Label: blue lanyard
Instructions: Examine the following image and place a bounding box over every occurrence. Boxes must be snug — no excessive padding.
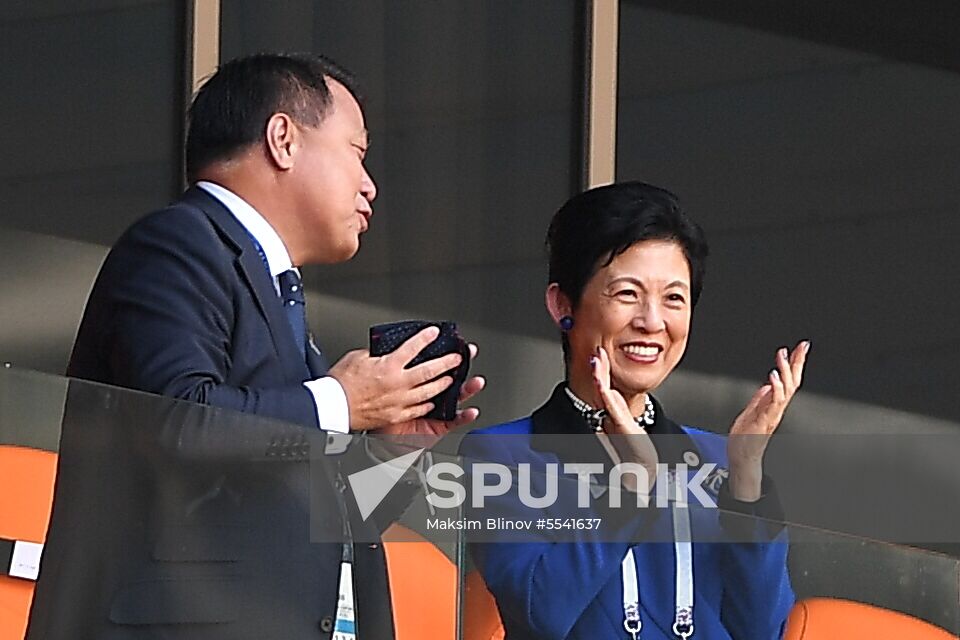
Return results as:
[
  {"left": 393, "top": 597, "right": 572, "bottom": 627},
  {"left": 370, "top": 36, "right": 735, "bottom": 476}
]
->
[{"left": 241, "top": 228, "right": 273, "bottom": 278}]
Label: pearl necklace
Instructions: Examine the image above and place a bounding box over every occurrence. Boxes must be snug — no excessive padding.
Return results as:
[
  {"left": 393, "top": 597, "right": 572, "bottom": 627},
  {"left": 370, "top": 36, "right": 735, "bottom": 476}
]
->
[{"left": 563, "top": 386, "right": 655, "bottom": 433}]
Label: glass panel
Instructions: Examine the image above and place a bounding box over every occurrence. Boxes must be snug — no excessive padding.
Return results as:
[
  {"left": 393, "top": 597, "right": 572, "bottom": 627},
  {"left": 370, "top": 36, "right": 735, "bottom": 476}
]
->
[
  {"left": 452, "top": 430, "right": 960, "bottom": 637},
  {"left": 0, "top": 366, "right": 468, "bottom": 638},
  {"left": 2, "top": 368, "right": 958, "bottom": 638},
  {"left": 788, "top": 531, "right": 960, "bottom": 634}
]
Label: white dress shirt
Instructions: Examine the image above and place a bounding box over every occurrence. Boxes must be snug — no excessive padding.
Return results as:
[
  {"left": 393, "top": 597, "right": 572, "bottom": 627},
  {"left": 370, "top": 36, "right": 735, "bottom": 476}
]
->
[{"left": 196, "top": 181, "right": 350, "bottom": 434}]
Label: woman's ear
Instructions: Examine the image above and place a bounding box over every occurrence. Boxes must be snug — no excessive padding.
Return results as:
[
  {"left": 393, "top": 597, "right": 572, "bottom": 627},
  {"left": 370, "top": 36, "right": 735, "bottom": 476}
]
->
[{"left": 545, "top": 283, "right": 572, "bottom": 326}]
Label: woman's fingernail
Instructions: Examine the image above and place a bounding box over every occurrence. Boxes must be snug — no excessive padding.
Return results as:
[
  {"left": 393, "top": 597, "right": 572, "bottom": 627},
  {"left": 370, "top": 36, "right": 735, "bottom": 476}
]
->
[
  {"left": 803, "top": 340, "right": 811, "bottom": 351},
  {"left": 779, "top": 347, "right": 788, "bottom": 359},
  {"left": 771, "top": 369, "right": 780, "bottom": 381},
  {"left": 590, "top": 356, "right": 598, "bottom": 368}
]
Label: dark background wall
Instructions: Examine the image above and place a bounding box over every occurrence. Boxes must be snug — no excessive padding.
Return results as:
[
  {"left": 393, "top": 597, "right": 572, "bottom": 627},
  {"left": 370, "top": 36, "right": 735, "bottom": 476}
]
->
[
  {"left": 617, "top": 3, "right": 960, "bottom": 424},
  {"left": 1, "top": 0, "right": 958, "bottom": 426}
]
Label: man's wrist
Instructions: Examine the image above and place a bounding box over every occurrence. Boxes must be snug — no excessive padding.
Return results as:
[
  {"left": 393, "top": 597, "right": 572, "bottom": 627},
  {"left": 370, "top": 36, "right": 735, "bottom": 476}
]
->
[{"left": 303, "top": 376, "right": 350, "bottom": 433}]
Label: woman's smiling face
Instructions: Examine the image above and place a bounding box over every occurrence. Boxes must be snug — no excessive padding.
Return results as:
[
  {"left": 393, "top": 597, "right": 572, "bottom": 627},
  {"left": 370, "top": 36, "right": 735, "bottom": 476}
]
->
[{"left": 561, "top": 239, "right": 692, "bottom": 408}]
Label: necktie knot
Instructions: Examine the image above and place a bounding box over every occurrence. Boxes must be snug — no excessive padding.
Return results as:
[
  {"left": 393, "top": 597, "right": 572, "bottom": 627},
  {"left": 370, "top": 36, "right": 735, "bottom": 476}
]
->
[{"left": 278, "top": 269, "right": 305, "bottom": 306}]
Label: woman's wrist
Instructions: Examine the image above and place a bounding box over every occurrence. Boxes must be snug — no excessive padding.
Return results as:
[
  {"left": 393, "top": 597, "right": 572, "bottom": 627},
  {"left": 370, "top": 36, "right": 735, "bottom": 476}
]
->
[{"left": 727, "top": 461, "right": 764, "bottom": 502}]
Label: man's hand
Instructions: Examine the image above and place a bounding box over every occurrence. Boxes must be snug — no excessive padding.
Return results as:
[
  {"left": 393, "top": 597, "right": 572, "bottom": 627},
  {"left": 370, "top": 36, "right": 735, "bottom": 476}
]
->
[
  {"left": 361, "top": 371, "right": 485, "bottom": 466},
  {"left": 376, "top": 371, "right": 485, "bottom": 437},
  {"left": 328, "top": 326, "right": 484, "bottom": 433}
]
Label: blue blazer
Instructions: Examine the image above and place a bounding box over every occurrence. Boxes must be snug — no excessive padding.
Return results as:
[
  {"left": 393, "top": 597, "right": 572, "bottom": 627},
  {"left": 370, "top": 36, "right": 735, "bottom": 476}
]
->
[
  {"left": 462, "top": 385, "right": 793, "bottom": 640},
  {"left": 29, "top": 187, "right": 395, "bottom": 639}
]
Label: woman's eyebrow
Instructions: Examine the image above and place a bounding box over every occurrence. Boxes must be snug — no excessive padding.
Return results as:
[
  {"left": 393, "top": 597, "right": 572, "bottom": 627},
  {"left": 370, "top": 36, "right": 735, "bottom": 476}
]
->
[{"left": 607, "top": 276, "right": 689, "bottom": 290}]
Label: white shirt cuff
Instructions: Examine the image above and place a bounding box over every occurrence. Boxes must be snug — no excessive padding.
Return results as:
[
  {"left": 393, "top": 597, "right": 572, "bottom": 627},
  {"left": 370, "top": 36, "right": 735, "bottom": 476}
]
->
[{"left": 303, "top": 377, "right": 350, "bottom": 433}]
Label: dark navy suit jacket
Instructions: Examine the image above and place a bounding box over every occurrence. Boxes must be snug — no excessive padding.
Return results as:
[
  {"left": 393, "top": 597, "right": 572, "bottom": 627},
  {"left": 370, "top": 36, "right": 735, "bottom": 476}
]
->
[
  {"left": 28, "top": 187, "right": 395, "bottom": 639},
  {"left": 67, "top": 186, "right": 328, "bottom": 427}
]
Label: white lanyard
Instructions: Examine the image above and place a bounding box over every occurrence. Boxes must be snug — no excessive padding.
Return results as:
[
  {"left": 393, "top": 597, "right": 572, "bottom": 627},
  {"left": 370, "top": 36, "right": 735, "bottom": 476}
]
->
[
  {"left": 621, "top": 471, "right": 694, "bottom": 639},
  {"left": 621, "top": 548, "right": 642, "bottom": 638},
  {"left": 333, "top": 561, "right": 358, "bottom": 640},
  {"left": 333, "top": 472, "right": 358, "bottom": 640}
]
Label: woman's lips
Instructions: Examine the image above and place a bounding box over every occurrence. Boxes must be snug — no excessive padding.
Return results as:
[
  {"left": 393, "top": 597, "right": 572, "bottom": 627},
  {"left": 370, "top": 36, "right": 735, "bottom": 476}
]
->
[{"left": 619, "top": 343, "right": 662, "bottom": 364}]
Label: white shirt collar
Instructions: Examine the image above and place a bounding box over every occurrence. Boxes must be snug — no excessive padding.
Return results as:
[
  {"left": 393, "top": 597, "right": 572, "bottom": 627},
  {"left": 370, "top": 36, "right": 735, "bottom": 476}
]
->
[{"left": 196, "top": 181, "right": 293, "bottom": 278}]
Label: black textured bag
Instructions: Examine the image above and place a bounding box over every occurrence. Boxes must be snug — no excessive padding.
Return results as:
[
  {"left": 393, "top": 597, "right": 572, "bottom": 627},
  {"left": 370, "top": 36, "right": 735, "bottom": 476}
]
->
[{"left": 368, "top": 320, "right": 470, "bottom": 421}]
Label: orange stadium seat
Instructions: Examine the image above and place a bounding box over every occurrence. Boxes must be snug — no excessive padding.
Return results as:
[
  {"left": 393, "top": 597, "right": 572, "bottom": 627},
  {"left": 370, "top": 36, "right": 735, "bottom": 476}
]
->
[
  {"left": 382, "top": 524, "right": 458, "bottom": 640},
  {"left": 0, "top": 446, "right": 58, "bottom": 640},
  {"left": 463, "top": 569, "right": 505, "bottom": 640},
  {"left": 784, "top": 597, "right": 956, "bottom": 640}
]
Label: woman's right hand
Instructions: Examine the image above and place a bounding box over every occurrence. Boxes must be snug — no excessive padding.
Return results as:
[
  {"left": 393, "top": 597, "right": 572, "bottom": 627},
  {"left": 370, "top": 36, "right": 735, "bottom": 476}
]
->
[
  {"left": 592, "top": 346, "right": 659, "bottom": 492},
  {"left": 727, "top": 340, "right": 809, "bottom": 501}
]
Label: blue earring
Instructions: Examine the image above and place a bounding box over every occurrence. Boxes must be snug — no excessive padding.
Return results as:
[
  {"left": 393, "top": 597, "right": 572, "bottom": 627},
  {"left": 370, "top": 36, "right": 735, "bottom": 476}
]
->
[{"left": 559, "top": 316, "right": 574, "bottom": 331}]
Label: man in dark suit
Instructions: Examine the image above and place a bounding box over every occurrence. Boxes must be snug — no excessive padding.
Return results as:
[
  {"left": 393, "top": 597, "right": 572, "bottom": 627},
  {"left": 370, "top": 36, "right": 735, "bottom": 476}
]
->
[{"left": 28, "top": 52, "right": 483, "bottom": 639}]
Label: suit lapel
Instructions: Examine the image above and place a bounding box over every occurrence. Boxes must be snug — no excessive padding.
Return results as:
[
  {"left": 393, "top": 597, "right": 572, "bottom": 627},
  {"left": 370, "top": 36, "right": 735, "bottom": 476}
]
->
[
  {"left": 181, "top": 187, "right": 310, "bottom": 383},
  {"left": 236, "top": 248, "right": 311, "bottom": 381}
]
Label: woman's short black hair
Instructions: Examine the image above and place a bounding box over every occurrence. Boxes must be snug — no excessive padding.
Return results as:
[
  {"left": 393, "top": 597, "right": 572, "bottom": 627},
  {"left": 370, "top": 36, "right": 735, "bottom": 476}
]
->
[{"left": 547, "top": 181, "right": 709, "bottom": 308}]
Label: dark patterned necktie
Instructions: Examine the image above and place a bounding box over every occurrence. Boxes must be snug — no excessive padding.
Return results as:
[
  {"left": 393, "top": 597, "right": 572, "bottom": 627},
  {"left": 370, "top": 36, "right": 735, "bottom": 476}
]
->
[{"left": 277, "top": 269, "right": 307, "bottom": 359}]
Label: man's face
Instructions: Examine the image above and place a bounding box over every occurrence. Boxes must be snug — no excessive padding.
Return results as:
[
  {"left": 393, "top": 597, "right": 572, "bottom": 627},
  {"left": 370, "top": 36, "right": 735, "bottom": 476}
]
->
[{"left": 289, "top": 79, "right": 377, "bottom": 264}]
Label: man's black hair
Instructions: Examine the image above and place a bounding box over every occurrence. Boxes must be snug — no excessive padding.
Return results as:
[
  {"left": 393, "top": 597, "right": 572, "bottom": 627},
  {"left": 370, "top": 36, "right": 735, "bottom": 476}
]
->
[{"left": 185, "top": 52, "right": 360, "bottom": 181}]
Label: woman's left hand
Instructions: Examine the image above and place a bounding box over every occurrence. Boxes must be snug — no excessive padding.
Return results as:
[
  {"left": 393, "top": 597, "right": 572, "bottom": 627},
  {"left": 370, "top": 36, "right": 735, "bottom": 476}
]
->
[
  {"left": 726, "top": 340, "right": 809, "bottom": 500},
  {"left": 592, "top": 346, "right": 659, "bottom": 493}
]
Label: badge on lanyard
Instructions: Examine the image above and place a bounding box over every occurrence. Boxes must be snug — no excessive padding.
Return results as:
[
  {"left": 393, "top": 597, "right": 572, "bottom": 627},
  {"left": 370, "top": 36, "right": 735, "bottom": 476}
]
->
[{"left": 333, "top": 561, "right": 357, "bottom": 640}]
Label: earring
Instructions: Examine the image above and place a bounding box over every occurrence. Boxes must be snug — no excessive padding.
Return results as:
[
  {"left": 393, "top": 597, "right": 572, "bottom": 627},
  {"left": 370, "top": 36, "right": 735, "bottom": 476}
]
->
[{"left": 559, "top": 316, "right": 574, "bottom": 331}]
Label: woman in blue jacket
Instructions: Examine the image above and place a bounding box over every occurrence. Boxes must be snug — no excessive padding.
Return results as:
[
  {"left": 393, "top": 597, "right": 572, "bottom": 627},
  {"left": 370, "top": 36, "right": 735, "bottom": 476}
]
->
[{"left": 464, "top": 182, "right": 809, "bottom": 639}]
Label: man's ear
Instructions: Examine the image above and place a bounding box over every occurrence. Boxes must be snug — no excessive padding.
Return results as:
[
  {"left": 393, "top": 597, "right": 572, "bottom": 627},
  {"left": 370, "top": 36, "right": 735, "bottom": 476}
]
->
[
  {"left": 265, "top": 113, "right": 297, "bottom": 170},
  {"left": 545, "top": 283, "right": 572, "bottom": 327}
]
